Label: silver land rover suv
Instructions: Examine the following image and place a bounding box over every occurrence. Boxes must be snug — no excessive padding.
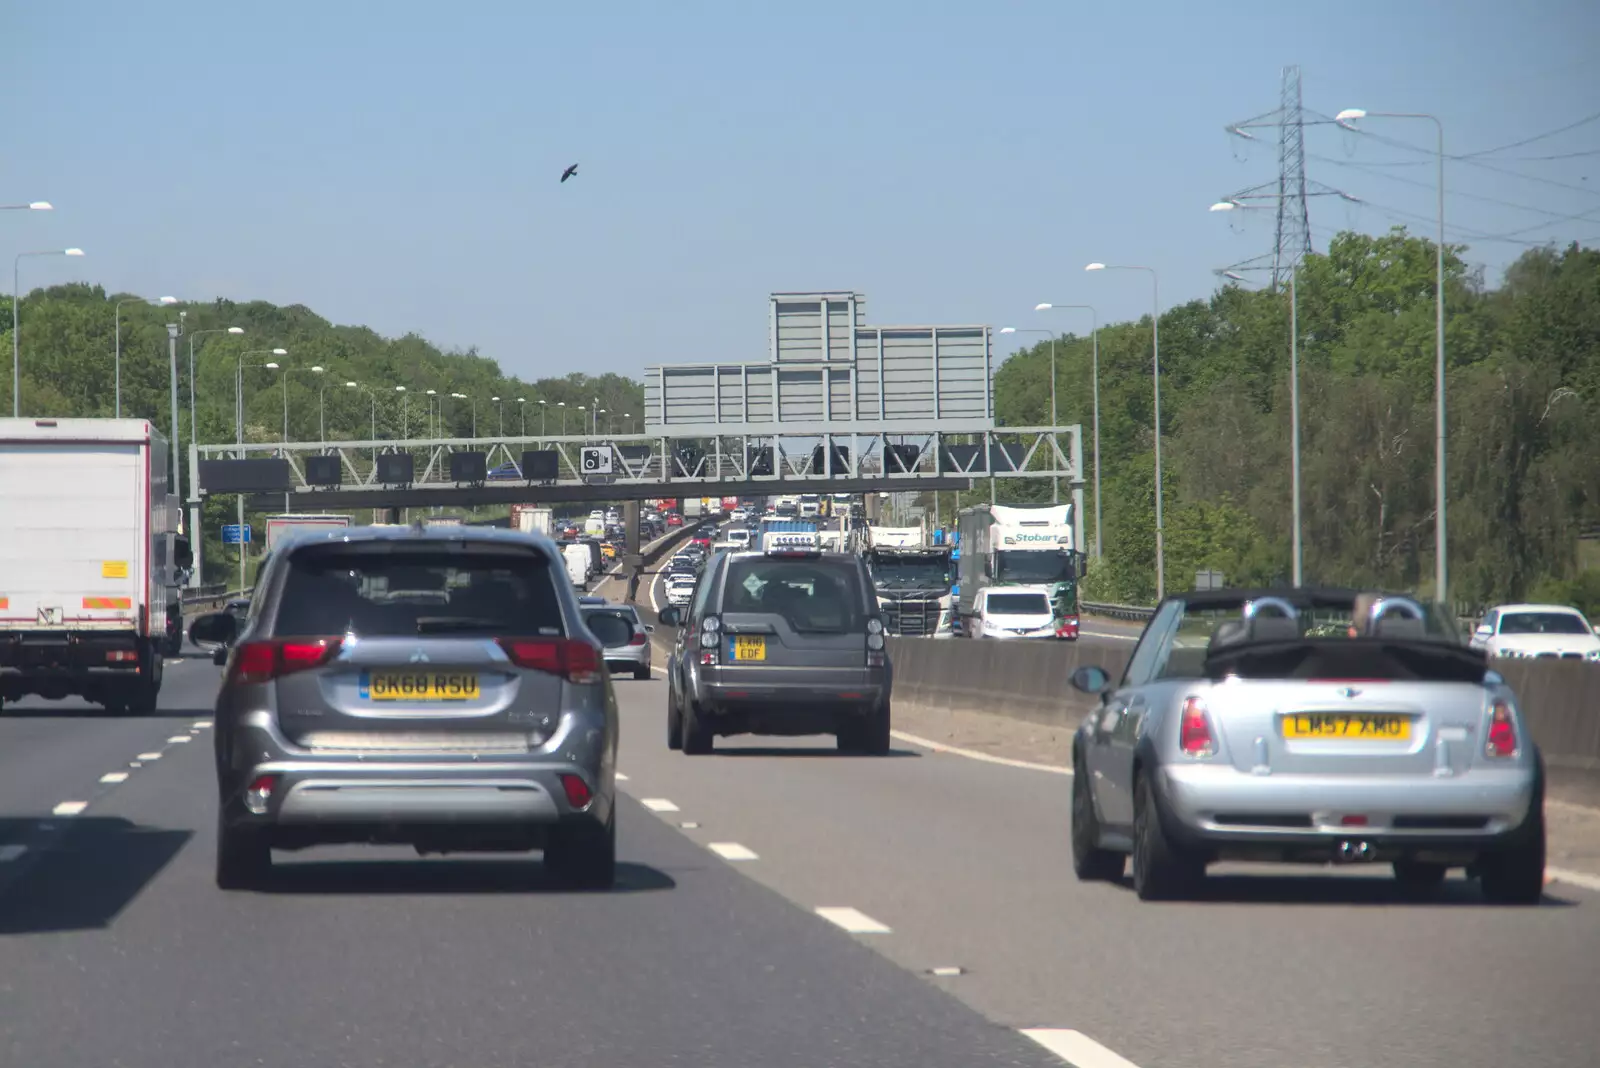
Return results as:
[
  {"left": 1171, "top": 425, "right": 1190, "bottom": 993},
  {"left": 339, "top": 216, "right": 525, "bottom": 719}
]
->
[{"left": 189, "top": 524, "right": 618, "bottom": 890}]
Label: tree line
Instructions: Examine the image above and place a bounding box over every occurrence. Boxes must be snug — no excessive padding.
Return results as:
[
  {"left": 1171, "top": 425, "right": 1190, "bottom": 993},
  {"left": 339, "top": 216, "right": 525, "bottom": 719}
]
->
[{"left": 984, "top": 229, "right": 1599, "bottom": 614}]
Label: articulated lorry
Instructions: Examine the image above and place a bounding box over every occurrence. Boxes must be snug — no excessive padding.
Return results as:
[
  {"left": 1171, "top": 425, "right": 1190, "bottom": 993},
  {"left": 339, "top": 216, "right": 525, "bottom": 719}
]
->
[
  {"left": 864, "top": 523, "right": 956, "bottom": 637},
  {"left": 956, "top": 503, "right": 1087, "bottom": 640},
  {"left": 0, "top": 418, "right": 193, "bottom": 713}
]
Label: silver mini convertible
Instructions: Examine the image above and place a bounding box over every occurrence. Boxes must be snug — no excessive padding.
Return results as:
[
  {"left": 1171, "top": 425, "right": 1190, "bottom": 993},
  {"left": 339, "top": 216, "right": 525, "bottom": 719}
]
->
[{"left": 1068, "top": 588, "right": 1545, "bottom": 904}]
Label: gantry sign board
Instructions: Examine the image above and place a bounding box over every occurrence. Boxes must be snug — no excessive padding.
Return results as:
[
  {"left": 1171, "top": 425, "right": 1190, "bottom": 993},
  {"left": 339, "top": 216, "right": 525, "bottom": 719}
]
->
[{"left": 643, "top": 291, "right": 994, "bottom": 437}]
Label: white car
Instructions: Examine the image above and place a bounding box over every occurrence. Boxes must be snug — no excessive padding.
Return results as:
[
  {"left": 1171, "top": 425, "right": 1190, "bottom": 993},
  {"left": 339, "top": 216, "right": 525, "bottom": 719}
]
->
[
  {"left": 1470, "top": 603, "right": 1600, "bottom": 662},
  {"left": 664, "top": 575, "right": 697, "bottom": 608},
  {"left": 973, "top": 585, "right": 1057, "bottom": 639}
]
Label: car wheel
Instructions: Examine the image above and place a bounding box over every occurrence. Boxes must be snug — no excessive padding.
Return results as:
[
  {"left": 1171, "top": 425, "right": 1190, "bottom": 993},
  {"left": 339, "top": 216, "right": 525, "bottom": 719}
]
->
[
  {"left": 544, "top": 814, "right": 616, "bottom": 890},
  {"left": 1392, "top": 860, "right": 1449, "bottom": 893},
  {"left": 666, "top": 689, "right": 683, "bottom": 751},
  {"left": 633, "top": 663, "right": 651, "bottom": 681},
  {"left": 1479, "top": 801, "right": 1546, "bottom": 906},
  {"left": 1071, "top": 754, "right": 1126, "bottom": 881},
  {"left": 837, "top": 701, "right": 890, "bottom": 756},
  {"left": 1132, "top": 772, "right": 1202, "bottom": 901},
  {"left": 215, "top": 814, "right": 271, "bottom": 890},
  {"left": 681, "top": 699, "right": 713, "bottom": 755}
]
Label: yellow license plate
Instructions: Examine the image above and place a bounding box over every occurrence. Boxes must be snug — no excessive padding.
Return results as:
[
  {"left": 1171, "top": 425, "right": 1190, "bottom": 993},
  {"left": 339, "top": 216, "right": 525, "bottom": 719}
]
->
[
  {"left": 731, "top": 636, "right": 766, "bottom": 662},
  {"left": 364, "top": 671, "right": 480, "bottom": 702},
  {"left": 1284, "top": 713, "right": 1411, "bottom": 741}
]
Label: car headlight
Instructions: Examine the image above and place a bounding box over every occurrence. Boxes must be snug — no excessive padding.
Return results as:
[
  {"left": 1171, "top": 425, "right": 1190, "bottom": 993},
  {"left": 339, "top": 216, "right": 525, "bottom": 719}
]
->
[{"left": 1587, "top": 649, "right": 1600, "bottom": 662}]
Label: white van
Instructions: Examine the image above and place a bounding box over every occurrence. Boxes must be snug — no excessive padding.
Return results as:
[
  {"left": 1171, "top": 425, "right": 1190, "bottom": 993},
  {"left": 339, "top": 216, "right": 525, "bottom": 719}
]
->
[
  {"left": 973, "top": 585, "right": 1057, "bottom": 639},
  {"left": 563, "top": 542, "right": 593, "bottom": 590}
]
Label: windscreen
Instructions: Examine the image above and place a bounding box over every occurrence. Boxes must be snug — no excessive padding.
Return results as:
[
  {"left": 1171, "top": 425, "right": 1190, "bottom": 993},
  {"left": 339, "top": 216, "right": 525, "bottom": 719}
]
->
[
  {"left": 723, "top": 557, "right": 863, "bottom": 634},
  {"left": 583, "top": 610, "right": 636, "bottom": 648},
  {"left": 987, "top": 592, "right": 1051, "bottom": 615},
  {"left": 1498, "top": 611, "right": 1591, "bottom": 635},
  {"left": 274, "top": 547, "right": 564, "bottom": 638},
  {"left": 994, "top": 550, "right": 1076, "bottom": 583},
  {"left": 870, "top": 552, "right": 953, "bottom": 589}
]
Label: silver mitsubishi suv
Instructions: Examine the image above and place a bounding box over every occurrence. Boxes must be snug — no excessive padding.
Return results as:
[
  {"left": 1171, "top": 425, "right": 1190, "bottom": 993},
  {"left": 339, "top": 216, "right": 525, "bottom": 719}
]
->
[{"left": 188, "top": 523, "right": 618, "bottom": 890}]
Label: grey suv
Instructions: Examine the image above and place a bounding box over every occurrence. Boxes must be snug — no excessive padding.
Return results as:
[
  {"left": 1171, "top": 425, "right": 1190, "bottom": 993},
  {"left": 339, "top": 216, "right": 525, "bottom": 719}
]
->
[
  {"left": 658, "top": 544, "right": 892, "bottom": 755},
  {"left": 188, "top": 525, "right": 618, "bottom": 890}
]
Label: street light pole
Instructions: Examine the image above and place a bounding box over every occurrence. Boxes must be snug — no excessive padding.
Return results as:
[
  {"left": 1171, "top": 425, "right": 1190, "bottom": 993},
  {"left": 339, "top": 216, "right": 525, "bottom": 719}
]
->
[
  {"left": 1035, "top": 303, "right": 1102, "bottom": 558},
  {"left": 187, "top": 326, "right": 245, "bottom": 450},
  {"left": 235, "top": 348, "right": 287, "bottom": 590},
  {"left": 1337, "top": 107, "right": 1448, "bottom": 606},
  {"left": 13, "top": 248, "right": 85, "bottom": 417},
  {"left": 1086, "top": 262, "right": 1163, "bottom": 599}
]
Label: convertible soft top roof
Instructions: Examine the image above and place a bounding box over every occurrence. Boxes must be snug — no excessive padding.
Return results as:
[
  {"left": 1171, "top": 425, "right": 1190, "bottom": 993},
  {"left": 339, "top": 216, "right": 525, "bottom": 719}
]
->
[{"left": 1157, "top": 586, "right": 1430, "bottom": 612}]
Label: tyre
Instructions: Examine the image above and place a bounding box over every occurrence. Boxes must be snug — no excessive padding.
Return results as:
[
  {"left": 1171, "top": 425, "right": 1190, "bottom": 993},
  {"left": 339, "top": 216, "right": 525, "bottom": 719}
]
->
[
  {"left": 1479, "top": 802, "right": 1546, "bottom": 906},
  {"left": 215, "top": 815, "right": 272, "bottom": 890},
  {"left": 1071, "top": 755, "right": 1126, "bottom": 881},
  {"left": 666, "top": 690, "right": 683, "bottom": 751},
  {"left": 633, "top": 663, "right": 651, "bottom": 681},
  {"left": 122, "top": 680, "right": 160, "bottom": 716},
  {"left": 837, "top": 702, "right": 890, "bottom": 756},
  {"left": 544, "top": 814, "right": 616, "bottom": 889},
  {"left": 681, "top": 698, "right": 713, "bottom": 755},
  {"left": 1393, "top": 860, "right": 1449, "bottom": 894},
  {"left": 1132, "top": 772, "right": 1203, "bottom": 901}
]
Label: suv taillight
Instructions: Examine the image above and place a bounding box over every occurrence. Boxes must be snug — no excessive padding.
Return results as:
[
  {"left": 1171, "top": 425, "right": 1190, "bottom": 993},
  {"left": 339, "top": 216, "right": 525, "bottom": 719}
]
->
[
  {"left": 1178, "top": 696, "right": 1216, "bottom": 757},
  {"left": 1485, "top": 699, "right": 1518, "bottom": 758},
  {"left": 498, "top": 638, "right": 602, "bottom": 684},
  {"left": 629, "top": 632, "right": 648, "bottom": 647},
  {"left": 229, "top": 638, "right": 342, "bottom": 685}
]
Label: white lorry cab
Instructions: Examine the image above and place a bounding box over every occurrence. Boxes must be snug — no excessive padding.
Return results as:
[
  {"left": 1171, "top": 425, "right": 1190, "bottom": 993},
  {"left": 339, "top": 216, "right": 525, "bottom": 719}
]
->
[{"left": 0, "top": 418, "right": 193, "bottom": 713}]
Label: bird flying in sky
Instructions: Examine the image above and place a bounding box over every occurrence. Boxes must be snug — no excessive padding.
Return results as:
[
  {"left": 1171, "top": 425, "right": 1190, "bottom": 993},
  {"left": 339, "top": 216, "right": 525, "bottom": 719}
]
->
[{"left": 561, "top": 163, "right": 579, "bottom": 183}]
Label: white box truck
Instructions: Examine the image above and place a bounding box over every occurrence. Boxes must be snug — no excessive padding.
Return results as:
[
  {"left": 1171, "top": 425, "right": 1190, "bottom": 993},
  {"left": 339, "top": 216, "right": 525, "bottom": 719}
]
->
[{"left": 0, "top": 418, "right": 192, "bottom": 713}]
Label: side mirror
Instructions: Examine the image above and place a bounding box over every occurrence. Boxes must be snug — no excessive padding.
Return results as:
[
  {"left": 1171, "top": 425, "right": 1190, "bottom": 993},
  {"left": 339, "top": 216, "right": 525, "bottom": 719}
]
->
[
  {"left": 174, "top": 536, "right": 194, "bottom": 570},
  {"left": 644, "top": 624, "right": 655, "bottom": 633},
  {"left": 1069, "top": 664, "right": 1112, "bottom": 695},
  {"left": 188, "top": 611, "right": 238, "bottom": 648},
  {"left": 658, "top": 607, "right": 682, "bottom": 627},
  {"left": 1474, "top": 624, "right": 1492, "bottom": 637}
]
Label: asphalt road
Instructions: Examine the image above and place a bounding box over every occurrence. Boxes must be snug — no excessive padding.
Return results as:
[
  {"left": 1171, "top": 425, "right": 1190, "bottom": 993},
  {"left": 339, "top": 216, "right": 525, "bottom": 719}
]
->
[
  {"left": 0, "top": 649, "right": 1064, "bottom": 1068},
  {"left": 630, "top": 559, "right": 1600, "bottom": 1068}
]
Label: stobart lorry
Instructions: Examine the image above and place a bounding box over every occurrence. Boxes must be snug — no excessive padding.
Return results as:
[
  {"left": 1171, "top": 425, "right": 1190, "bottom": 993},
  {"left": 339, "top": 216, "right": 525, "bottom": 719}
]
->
[
  {"left": 864, "top": 522, "right": 956, "bottom": 637},
  {"left": 956, "top": 503, "right": 1087, "bottom": 640},
  {"left": 0, "top": 418, "right": 193, "bottom": 713}
]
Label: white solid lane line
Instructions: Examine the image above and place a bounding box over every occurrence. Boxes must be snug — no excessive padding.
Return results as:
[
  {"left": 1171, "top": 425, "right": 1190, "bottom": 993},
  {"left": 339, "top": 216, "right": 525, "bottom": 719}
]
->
[
  {"left": 814, "top": 907, "right": 891, "bottom": 934},
  {"left": 889, "top": 729, "right": 1073, "bottom": 776},
  {"left": 615, "top": 772, "right": 630, "bottom": 781},
  {"left": 135, "top": 752, "right": 162, "bottom": 762},
  {"left": 1547, "top": 866, "right": 1600, "bottom": 893},
  {"left": 0, "top": 844, "right": 28, "bottom": 863},
  {"left": 51, "top": 801, "right": 89, "bottom": 817},
  {"left": 708, "top": 842, "right": 758, "bottom": 861},
  {"left": 1079, "top": 626, "right": 1139, "bottom": 644},
  {"left": 99, "top": 772, "right": 129, "bottom": 784},
  {"left": 640, "top": 798, "right": 680, "bottom": 813},
  {"left": 1020, "top": 1029, "right": 1144, "bottom": 1068}
]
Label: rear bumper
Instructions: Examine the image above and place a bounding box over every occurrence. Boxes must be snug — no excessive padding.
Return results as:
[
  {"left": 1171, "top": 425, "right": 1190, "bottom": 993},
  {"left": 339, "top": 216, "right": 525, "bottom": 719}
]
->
[
  {"left": 695, "top": 671, "right": 888, "bottom": 730},
  {"left": 1157, "top": 761, "right": 1538, "bottom": 860},
  {"left": 0, "top": 631, "right": 147, "bottom": 694},
  {"left": 602, "top": 645, "right": 651, "bottom": 672},
  {"left": 219, "top": 708, "right": 613, "bottom": 832}
]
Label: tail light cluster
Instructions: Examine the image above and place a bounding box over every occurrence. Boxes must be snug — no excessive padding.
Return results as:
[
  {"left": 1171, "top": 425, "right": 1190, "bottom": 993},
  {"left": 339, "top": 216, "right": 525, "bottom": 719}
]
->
[
  {"left": 497, "top": 638, "right": 602, "bottom": 684},
  {"left": 866, "top": 617, "right": 886, "bottom": 667},
  {"left": 628, "top": 631, "right": 648, "bottom": 647},
  {"left": 229, "top": 638, "right": 343, "bottom": 684},
  {"left": 1178, "top": 696, "right": 1217, "bottom": 757},
  {"left": 697, "top": 615, "right": 721, "bottom": 666},
  {"left": 1485, "top": 699, "right": 1519, "bottom": 758}
]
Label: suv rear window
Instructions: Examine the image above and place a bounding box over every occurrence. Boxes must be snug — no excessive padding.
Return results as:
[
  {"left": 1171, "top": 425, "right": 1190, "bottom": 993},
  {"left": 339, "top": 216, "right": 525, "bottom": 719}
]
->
[
  {"left": 583, "top": 609, "right": 636, "bottom": 647},
  {"left": 722, "top": 556, "right": 863, "bottom": 634},
  {"left": 274, "top": 546, "right": 564, "bottom": 638}
]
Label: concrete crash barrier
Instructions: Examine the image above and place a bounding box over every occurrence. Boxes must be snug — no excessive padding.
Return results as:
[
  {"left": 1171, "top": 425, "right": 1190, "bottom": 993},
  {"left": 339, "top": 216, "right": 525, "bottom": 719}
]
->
[
  {"left": 888, "top": 638, "right": 1600, "bottom": 769},
  {"left": 886, "top": 637, "right": 1132, "bottom": 728}
]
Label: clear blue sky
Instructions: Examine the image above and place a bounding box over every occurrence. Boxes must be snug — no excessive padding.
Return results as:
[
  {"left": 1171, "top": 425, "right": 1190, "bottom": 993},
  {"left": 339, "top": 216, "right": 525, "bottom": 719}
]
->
[{"left": 4, "top": 0, "right": 1596, "bottom": 379}]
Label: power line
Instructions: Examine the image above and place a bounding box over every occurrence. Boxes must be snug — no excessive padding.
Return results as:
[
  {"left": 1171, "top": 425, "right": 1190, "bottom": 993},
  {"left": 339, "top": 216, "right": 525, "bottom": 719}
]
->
[
  {"left": 1459, "top": 109, "right": 1600, "bottom": 159},
  {"left": 1308, "top": 150, "right": 1594, "bottom": 221}
]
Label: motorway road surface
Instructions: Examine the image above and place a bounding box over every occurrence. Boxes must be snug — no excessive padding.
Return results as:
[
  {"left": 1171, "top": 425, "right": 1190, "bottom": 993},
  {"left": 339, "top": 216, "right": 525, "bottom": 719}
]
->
[{"left": 0, "top": 607, "right": 1596, "bottom": 1067}]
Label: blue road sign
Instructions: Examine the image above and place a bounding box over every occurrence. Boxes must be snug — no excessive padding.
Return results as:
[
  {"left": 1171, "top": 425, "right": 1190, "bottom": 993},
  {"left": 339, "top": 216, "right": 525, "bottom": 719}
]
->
[{"left": 222, "top": 524, "right": 251, "bottom": 545}]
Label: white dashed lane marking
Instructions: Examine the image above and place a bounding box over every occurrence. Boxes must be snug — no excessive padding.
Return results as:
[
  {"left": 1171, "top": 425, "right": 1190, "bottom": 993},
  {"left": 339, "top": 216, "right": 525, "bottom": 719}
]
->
[
  {"left": 166, "top": 735, "right": 191, "bottom": 744},
  {"left": 640, "top": 798, "right": 680, "bottom": 813},
  {"left": 1021, "top": 1029, "right": 1144, "bottom": 1068},
  {"left": 136, "top": 752, "right": 162, "bottom": 761},
  {"left": 51, "top": 801, "right": 88, "bottom": 817},
  {"left": 99, "top": 772, "right": 129, "bottom": 784},
  {"left": 615, "top": 772, "right": 629, "bottom": 781},
  {"left": 708, "top": 842, "right": 758, "bottom": 861},
  {"left": 0, "top": 844, "right": 28, "bottom": 863},
  {"left": 814, "top": 907, "right": 891, "bottom": 934}
]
